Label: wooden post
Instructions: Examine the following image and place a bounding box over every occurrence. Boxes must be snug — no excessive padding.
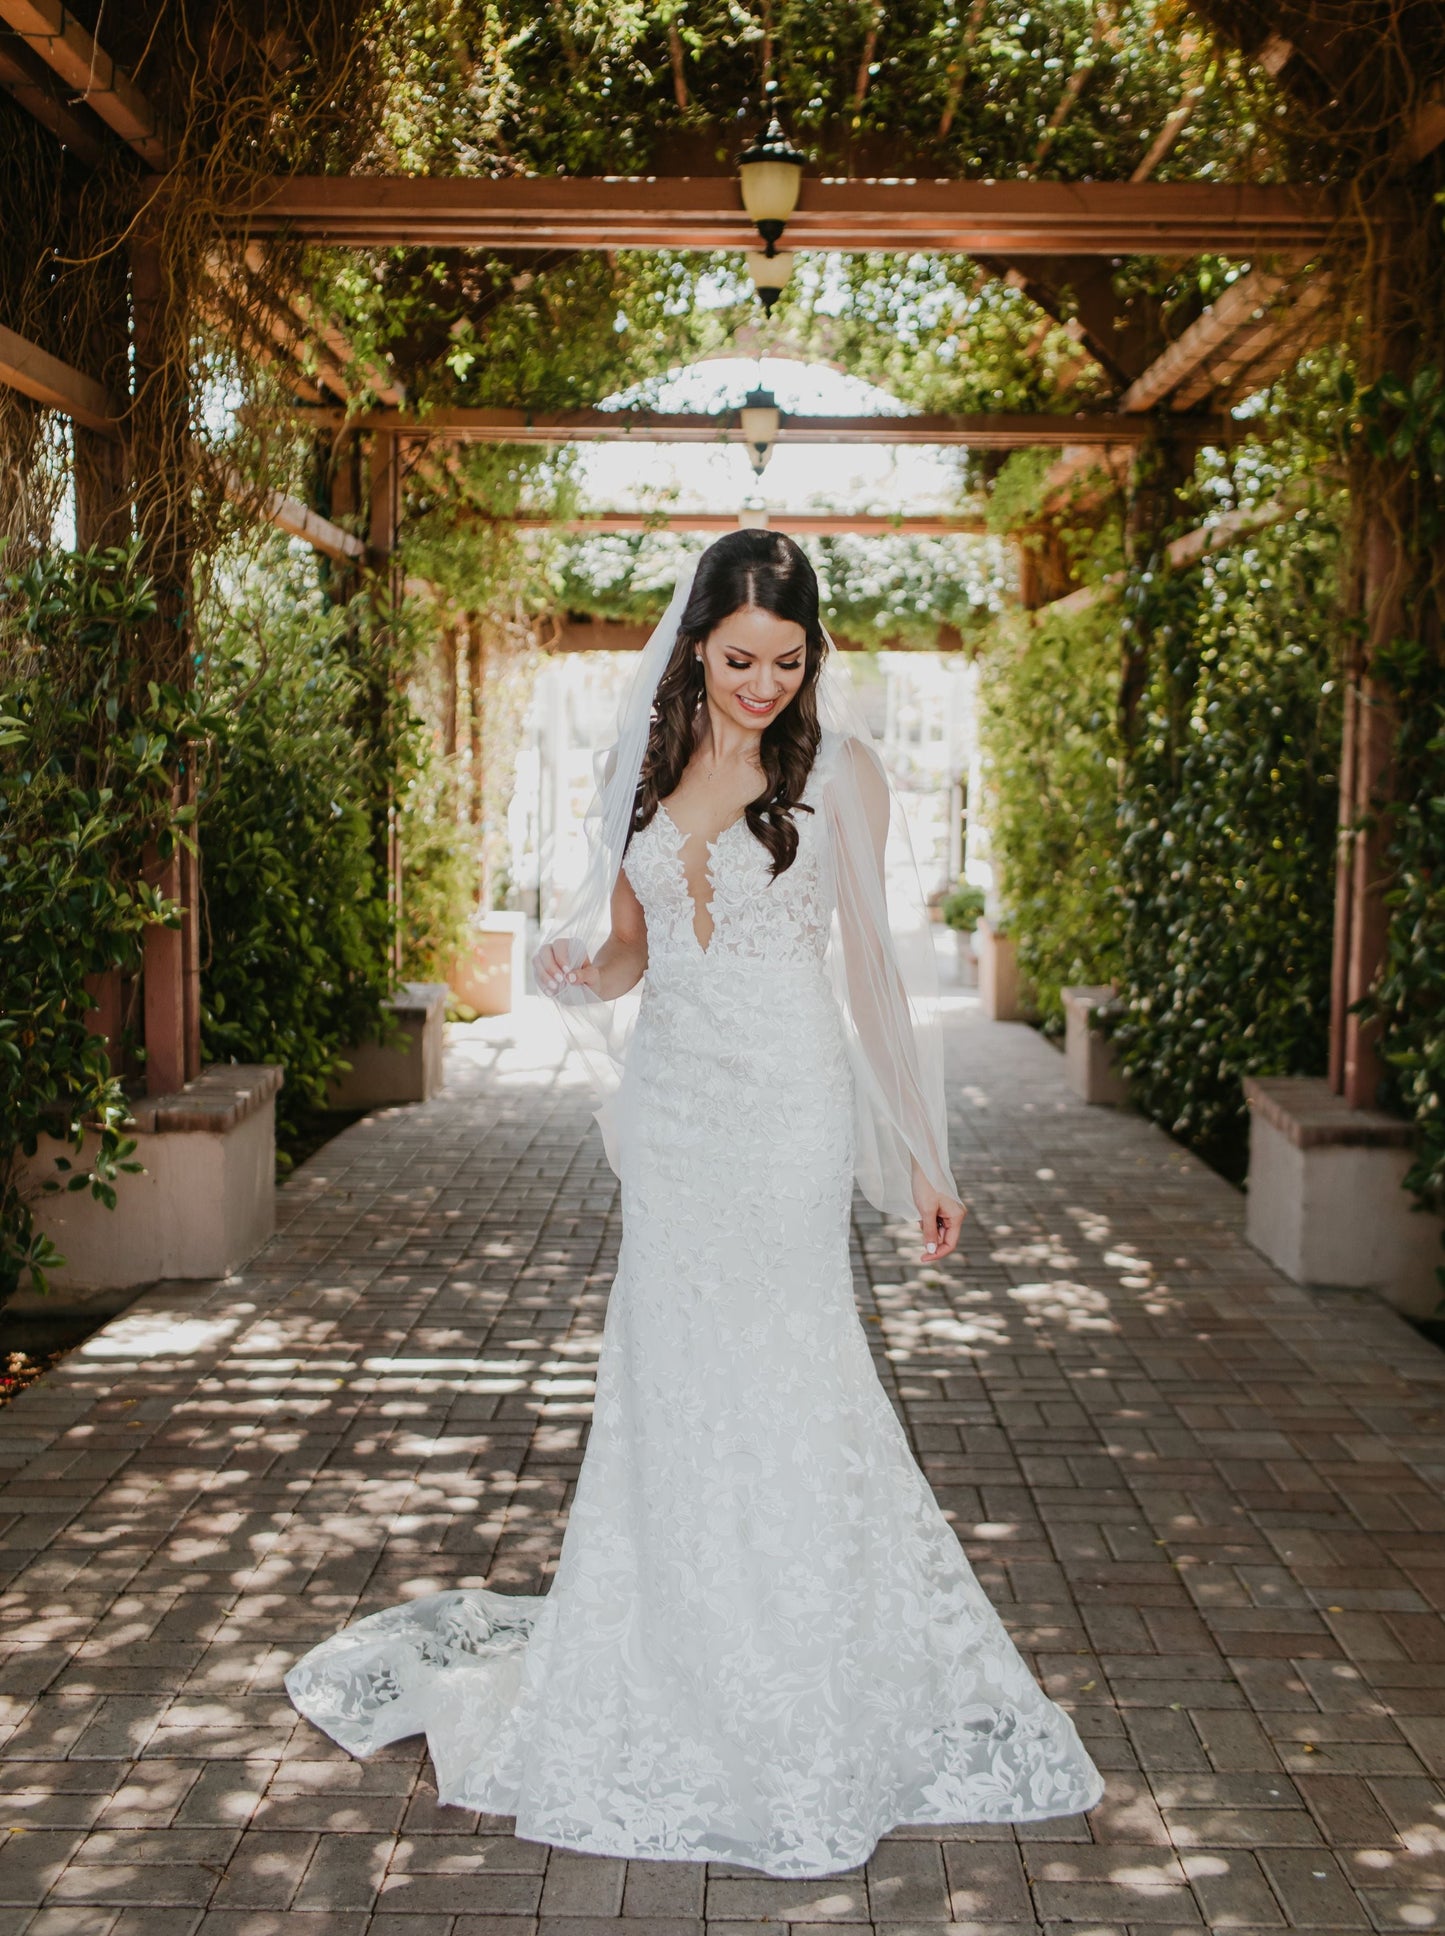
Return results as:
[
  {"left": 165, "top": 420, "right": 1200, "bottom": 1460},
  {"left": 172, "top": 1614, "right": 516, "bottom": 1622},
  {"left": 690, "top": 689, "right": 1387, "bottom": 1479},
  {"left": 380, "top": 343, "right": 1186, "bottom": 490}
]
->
[
  {"left": 130, "top": 229, "right": 201, "bottom": 1094},
  {"left": 367, "top": 432, "right": 404, "bottom": 974},
  {"left": 1335, "top": 512, "right": 1404, "bottom": 1107},
  {"left": 323, "top": 427, "right": 364, "bottom": 605},
  {"left": 441, "top": 623, "right": 459, "bottom": 758},
  {"left": 1327, "top": 654, "right": 1360, "bottom": 1094},
  {"left": 73, "top": 254, "right": 131, "bottom": 551},
  {"left": 466, "top": 617, "right": 485, "bottom": 905},
  {"left": 1119, "top": 428, "right": 1189, "bottom": 743},
  {"left": 73, "top": 428, "right": 128, "bottom": 550},
  {"left": 1329, "top": 231, "right": 1418, "bottom": 1110},
  {"left": 142, "top": 839, "right": 186, "bottom": 1096}
]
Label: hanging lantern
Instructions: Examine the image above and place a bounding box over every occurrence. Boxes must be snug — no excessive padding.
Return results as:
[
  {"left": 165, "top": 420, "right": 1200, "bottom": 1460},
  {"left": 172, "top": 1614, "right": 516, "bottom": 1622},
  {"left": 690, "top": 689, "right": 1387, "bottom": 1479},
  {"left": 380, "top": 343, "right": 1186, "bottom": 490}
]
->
[
  {"left": 737, "top": 115, "right": 806, "bottom": 257},
  {"left": 744, "top": 249, "right": 794, "bottom": 315},
  {"left": 739, "top": 388, "right": 781, "bottom": 476}
]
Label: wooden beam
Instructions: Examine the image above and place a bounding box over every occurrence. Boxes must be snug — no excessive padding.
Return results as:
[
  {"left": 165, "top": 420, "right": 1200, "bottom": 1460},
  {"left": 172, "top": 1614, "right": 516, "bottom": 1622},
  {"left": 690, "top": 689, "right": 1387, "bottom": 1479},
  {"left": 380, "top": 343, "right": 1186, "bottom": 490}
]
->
[
  {"left": 241, "top": 244, "right": 404, "bottom": 406},
  {"left": 0, "top": 321, "right": 120, "bottom": 434},
  {"left": 1036, "top": 443, "right": 1131, "bottom": 510},
  {"left": 1174, "top": 278, "right": 1331, "bottom": 410},
  {"left": 235, "top": 176, "right": 1338, "bottom": 258},
  {"left": 1164, "top": 493, "right": 1301, "bottom": 569},
  {"left": 0, "top": 28, "right": 108, "bottom": 162},
  {"left": 0, "top": 0, "right": 171, "bottom": 167},
  {"left": 1255, "top": 34, "right": 1295, "bottom": 78},
  {"left": 197, "top": 287, "right": 325, "bottom": 404},
  {"left": 1119, "top": 267, "right": 1287, "bottom": 412},
  {"left": 1401, "top": 88, "right": 1445, "bottom": 164},
  {"left": 1130, "top": 86, "right": 1203, "bottom": 183},
  {"left": 1033, "top": 62, "right": 1096, "bottom": 170},
  {"left": 338, "top": 406, "right": 1226, "bottom": 449},
  {"left": 986, "top": 254, "right": 1166, "bottom": 387},
  {"left": 503, "top": 511, "right": 988, "bottom": 536},
  {"left": 265, "top": 489, "right": 364, "bottom": 562},
  {"left": 1036, "top": 491, "right": 1301, "bottom": 613}
]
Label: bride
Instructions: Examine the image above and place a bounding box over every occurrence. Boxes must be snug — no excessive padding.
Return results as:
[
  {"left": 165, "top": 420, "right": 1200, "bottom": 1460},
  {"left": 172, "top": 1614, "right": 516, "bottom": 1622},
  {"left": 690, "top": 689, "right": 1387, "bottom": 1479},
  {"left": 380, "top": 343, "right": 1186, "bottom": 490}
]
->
[{"left": 286, "top": 530, "right": 1103, "bottom": 1877}]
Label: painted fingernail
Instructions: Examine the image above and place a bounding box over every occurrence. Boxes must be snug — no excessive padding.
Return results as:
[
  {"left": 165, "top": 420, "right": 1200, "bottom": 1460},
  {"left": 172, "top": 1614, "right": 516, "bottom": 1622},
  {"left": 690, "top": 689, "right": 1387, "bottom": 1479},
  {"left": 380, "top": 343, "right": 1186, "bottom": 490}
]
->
[{"left": 925, "top": 1243, "right": 937, "bottom": 1254}]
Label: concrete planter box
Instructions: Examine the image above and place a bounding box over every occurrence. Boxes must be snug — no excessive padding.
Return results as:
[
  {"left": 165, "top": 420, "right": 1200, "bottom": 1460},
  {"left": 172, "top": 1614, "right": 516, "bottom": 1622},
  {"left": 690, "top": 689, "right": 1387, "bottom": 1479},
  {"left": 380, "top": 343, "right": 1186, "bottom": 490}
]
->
[
  {"left": 950, "top": 926, "right": 979, "bottom": 988},
  {"left": 1061, "top": 984, "right": 1129, "bottom": 1107},
  {"left": 978, "top": 920, "right": 1025, "bottom": 1021},
  {"left": 327, "top": 982, "right": 448, "bottom": 1111},
  {"left": 26, "top": 1063, "right": 282, "bottom": 1293},
  {"left": 1243, "top": 1076, "right": 1444, "bottom": 1321},
  {"left": 446, "top": 913, "right": 527, "bottom": 1017}
]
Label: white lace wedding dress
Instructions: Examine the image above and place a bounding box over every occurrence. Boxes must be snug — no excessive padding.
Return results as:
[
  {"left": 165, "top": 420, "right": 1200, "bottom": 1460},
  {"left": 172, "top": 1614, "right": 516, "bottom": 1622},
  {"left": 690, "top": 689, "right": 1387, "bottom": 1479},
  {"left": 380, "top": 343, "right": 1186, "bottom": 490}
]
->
[{"left": 286, "top": 733, "right": 1103, "bottom": 1876}]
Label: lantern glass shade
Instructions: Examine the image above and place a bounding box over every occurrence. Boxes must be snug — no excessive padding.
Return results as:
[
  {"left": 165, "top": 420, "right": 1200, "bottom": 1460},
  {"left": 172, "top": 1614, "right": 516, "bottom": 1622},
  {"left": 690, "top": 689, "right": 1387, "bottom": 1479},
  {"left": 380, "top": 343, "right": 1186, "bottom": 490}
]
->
[
  {"left": 745, "top": 250, "right": 794, "bottom": 301},
  {"left": 747, "top": 253, "right": 794, "bottom": 294},
  {"left": 737, "top": 115, "right": 806, "bottom": 248},
  {"left": 739, "top": 156, "right": 803, "bottom": 225},
  {"left": 739, "top": 388, "right": 780, "bottom": 475}
]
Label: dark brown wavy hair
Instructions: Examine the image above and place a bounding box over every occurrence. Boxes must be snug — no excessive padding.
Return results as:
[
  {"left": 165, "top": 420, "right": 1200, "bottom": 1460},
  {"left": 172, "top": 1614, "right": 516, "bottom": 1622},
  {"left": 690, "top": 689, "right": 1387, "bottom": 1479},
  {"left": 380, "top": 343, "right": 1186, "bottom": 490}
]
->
[{"left": 631, "top": 529, "right": 828, "bottom": 877}]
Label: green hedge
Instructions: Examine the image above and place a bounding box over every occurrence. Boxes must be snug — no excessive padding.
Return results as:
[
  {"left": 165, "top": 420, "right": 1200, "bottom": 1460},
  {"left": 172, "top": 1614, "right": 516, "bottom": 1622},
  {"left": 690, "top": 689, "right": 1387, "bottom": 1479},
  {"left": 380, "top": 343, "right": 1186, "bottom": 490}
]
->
[
  {"left": 978, "top": 599, "right": 1122, "bottom": 1031},
  {"left": 198, "top": 571, "right": 403, "bottom": 1161},
  {"left": 980, "top": 505, "right": 1344, "bottom": 1181},
  {"left": 1111, "top": 515, "right": 1344, "bottom": 1180}
]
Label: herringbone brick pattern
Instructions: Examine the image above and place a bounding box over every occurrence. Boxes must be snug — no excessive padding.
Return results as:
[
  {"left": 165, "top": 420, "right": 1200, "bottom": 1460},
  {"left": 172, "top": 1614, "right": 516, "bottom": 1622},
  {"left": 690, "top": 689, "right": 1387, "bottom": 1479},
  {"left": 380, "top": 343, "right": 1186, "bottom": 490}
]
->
[{"left": 1, "top": 996, "right": 1442, "bottom": 1935}]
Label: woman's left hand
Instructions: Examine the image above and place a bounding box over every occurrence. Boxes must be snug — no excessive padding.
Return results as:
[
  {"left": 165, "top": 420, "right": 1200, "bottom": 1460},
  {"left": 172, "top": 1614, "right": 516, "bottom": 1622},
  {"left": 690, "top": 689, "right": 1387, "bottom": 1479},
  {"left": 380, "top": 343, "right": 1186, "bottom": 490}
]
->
[{"left": 913, "top": 1183, "right": 967, "bottom": 1263}]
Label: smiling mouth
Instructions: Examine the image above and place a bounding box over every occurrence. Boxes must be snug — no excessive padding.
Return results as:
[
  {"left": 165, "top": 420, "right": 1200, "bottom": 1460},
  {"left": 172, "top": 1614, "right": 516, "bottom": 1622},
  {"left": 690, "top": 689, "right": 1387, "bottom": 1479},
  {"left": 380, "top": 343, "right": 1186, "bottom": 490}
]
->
[{"left": 737, "top": 695, "right": 777, "bottom": 715}]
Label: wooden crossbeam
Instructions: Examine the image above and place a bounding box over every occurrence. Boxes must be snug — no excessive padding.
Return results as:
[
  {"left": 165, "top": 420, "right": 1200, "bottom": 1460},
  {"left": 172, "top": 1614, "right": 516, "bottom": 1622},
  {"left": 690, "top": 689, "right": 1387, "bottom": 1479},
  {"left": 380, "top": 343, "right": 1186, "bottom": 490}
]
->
[
  {"left": 337, "top": 406, "right": 1226, "bottom": 449},
  {"left": 1173, "top": 278, "right": 1331, "bottom": 410},
  {"left": 505, "top": 511, "right": 989, "bottom": 536},
  {"left": 0, "top": 27, "right": 107, "bottom": 162},
  {"left": 1040, "top": 490, "right": 1303, "bottom": 613},
  {"left": 1402, "top": 88, "right": 1445, "bottom": 164},
  {"left": 1131, "top": 86, "right": 1204, "bottom": 183},
  {"left": 1119, "top": 267, "right": 1289, "bottom": 412},
  {"left": 0, "top": 321, "right": 120, "bottom": 434},
  {"left": 1207, "top": 280, "right": 1332, "bottom": 405},
  {"left": 198, "top": 287, "right": 325, "bottom": 404},
  {"left": 264, "top": 490, "right": 364, "bottom": 562},
  {"left": 1164, "top": 493, "right": 1302, "bottom": 570},
  {"left": 224, "top": 265, "right": 353, "bottom": 403},
  {"left": 0, "top": 0, "right": 171, "bottom": 167},
  {"left": 235, "top": 176, "right": 1338, "bottom": 258},
  {"left": 241, "top": 244, "right": 404, "bottom": 407}
]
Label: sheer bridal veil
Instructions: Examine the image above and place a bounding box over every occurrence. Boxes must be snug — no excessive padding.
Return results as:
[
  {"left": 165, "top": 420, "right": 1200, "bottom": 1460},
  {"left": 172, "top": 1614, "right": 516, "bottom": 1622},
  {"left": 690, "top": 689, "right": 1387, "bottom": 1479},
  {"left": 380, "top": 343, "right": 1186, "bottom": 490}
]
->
[{"left": 536, "top": 552, "right": 957, "bottom": 1220}]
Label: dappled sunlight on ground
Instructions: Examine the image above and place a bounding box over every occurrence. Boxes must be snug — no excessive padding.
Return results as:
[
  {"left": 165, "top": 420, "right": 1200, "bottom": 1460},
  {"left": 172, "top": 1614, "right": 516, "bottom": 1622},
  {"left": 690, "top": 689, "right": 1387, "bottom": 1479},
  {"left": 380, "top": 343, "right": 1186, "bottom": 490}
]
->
[{"left": 0, "top": 1003, "right": 1441, "bottom": 1923}]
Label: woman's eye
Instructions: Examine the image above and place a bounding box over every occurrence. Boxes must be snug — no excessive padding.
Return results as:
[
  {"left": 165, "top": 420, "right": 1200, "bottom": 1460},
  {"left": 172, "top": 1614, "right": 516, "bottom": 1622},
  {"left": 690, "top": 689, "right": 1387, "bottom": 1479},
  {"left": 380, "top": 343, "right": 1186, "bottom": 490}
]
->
[
  {"left": 725, "top": 659, "right": 750, "bottom": 669},
  {"left": 779, "top": 660, "right": 802, "bottom": 671}
]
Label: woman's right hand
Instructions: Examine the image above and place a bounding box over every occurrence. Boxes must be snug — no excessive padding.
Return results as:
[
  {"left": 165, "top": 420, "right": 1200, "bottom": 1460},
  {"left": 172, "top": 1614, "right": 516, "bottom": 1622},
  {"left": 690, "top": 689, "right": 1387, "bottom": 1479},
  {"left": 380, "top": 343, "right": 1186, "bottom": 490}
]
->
[{"left": 534, "top": 939, "right": 600, "bottom": 1000}]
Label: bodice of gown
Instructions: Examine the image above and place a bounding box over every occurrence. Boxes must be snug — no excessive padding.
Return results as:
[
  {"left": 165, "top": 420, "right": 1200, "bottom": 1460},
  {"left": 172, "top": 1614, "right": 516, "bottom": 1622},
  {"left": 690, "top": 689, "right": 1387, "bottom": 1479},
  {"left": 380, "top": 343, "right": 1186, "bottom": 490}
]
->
[{"left": 621, "top": 756, "right": 833, "bottom": 972}]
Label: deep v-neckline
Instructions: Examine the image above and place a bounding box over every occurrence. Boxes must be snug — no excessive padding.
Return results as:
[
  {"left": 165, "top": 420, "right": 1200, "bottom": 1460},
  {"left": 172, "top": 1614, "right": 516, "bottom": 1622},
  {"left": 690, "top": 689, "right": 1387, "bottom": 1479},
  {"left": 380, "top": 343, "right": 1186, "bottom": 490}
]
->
[{"left": 656, "top": 802, "right": 749, "bottom": 956}]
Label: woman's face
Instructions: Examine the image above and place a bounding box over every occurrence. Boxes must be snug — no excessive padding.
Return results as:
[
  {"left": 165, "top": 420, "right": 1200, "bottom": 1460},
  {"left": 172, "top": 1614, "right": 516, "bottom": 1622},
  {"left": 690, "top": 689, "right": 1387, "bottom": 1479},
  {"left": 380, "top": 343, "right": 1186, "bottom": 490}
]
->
[{"left": 699, "top": 604, "right": 809, "bottom": 734}]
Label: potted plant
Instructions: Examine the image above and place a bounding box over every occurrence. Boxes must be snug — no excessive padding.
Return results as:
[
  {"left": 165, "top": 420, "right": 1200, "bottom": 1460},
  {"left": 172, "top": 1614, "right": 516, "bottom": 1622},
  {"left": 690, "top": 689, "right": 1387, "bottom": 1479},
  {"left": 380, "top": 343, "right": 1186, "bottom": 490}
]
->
[{"left": 939, "top": 880, "right": 987, "bottom": 982}]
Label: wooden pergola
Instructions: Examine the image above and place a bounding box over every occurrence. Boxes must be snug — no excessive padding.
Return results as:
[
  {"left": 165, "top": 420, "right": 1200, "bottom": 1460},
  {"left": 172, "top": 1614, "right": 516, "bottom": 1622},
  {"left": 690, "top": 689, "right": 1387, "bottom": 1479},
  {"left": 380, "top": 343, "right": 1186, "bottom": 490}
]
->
[
  {"left": 0, "top": 0, "right": 1438, "bottom": 1122},
  {"left": 237, "top": 174, "right": 1337, "bottom": 257}
]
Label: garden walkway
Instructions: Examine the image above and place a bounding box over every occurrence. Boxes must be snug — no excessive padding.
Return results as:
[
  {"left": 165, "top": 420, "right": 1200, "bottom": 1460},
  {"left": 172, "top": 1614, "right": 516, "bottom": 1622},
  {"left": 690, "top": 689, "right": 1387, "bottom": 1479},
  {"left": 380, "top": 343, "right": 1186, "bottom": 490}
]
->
[{"left": 1, "top": 995, "right": 1444, "bottom": 1936}]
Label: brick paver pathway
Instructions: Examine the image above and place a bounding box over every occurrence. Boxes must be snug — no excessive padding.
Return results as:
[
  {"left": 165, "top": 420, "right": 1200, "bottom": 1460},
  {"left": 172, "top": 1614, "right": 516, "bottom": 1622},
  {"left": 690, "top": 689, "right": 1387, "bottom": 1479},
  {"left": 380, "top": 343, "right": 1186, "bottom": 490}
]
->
[{"left": 2, "top": 996, "right": 1444, "bottom": 1936}]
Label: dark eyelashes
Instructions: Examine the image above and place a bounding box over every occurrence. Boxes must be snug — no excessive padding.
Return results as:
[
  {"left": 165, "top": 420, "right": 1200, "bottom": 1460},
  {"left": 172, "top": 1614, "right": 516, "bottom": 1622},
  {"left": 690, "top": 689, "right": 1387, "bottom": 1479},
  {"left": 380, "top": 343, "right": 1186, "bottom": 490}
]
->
[{"left": 726, "top": 659, "right": 802, "bottom": 671}]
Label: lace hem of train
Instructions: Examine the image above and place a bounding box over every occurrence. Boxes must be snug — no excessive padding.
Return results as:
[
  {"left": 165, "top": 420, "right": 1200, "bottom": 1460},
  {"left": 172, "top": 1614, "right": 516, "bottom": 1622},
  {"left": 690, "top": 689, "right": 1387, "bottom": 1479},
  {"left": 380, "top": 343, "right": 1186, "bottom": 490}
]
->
[{"left": 285, "top": 1585, "right": 1104, "bottom": 1878}]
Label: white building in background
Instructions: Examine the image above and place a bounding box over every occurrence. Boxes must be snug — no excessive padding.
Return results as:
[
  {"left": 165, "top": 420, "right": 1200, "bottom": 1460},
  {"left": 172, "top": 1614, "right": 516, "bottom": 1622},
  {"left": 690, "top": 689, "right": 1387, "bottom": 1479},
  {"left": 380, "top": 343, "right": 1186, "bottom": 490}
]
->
[{"left": 509, "top": 650, "right": 987, "bottom": 925}]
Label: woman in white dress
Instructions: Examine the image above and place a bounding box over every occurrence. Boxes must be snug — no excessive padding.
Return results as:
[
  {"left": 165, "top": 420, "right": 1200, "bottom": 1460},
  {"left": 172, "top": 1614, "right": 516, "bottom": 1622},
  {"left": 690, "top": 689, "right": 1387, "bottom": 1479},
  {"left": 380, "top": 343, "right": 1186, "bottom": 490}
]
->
[{"left": 286, "top": 531, "right": 1103, "bottom": 1877}]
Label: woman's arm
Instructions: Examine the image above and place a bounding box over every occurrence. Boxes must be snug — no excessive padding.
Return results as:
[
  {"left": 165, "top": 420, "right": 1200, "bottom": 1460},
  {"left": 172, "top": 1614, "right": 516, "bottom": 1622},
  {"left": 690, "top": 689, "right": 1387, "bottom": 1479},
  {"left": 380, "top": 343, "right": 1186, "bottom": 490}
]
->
[
  {"left": 831, "top": 737, "right": 967, "bottom": 1261},
  {"left": 536, "top": 867, "right": 649, "bottom": 1001}
]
